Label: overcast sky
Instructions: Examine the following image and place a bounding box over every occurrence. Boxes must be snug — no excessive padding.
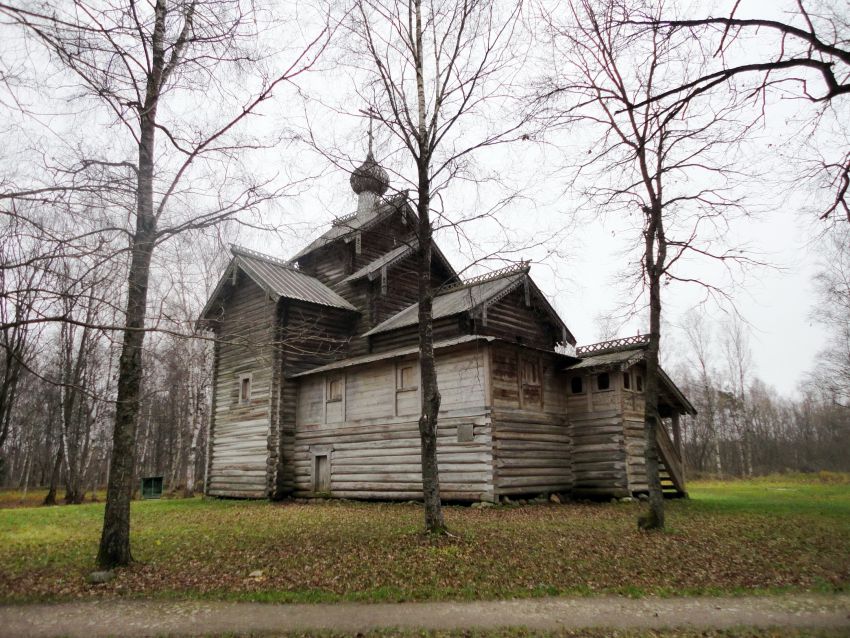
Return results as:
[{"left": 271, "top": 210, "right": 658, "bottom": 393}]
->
[
  {"left": 231, "top": 0, "right": 837, "bottom": 398},
  {"left": 5, "top": 0, "right": 827, "bottom": 397}
]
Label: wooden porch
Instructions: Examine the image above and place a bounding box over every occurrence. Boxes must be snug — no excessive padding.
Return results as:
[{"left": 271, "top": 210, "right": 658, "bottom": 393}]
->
[{"left": 657, "top": 414, "right": 687, "bottom": 498}]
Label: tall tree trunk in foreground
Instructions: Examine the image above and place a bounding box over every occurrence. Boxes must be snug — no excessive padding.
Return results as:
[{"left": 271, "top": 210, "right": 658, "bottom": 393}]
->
[
  {"left": 412, "top": 0, "right": 444, "bottom": 534},
  {"left": 640, "top": 203, "right": 666, "bottom": 530},
  {"left": 416, "top": 161, "right": 444, "bottom": 533},
  {"left": 97, "top": 67, "right": 158, "bottom": 568},
  {"left": 349, "top": 0, "right": 523, "bottom": 533}
]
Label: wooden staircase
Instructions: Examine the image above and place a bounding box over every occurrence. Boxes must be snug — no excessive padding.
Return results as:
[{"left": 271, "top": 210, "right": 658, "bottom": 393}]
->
[{"left": 656, "top": 422, "right": 687, "bottom": 498}]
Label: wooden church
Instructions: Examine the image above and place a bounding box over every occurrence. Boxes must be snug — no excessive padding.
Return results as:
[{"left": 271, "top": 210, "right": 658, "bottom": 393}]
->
[{"left": 198, "top": 144, "right": 693, "bottom": 503}]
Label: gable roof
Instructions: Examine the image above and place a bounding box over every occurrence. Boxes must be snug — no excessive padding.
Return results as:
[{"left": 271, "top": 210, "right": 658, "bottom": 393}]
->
[
  {"left": 363, "top": 264, "right": 575, "bottom": 344},
  {"left": 564, "top": 336, "right": 696, "bottom": 415},
  {"left": 288, "top": 193, "right": 408, "bottom": 264},
  {"left": 199, "top": 245, "right": 357, "bottom": 323},
  {"left": 364, "top": 267, "right": 526, "bottom": 336},
  {"left": 287, "top": 195, "right": 459, "bottom": 281}
]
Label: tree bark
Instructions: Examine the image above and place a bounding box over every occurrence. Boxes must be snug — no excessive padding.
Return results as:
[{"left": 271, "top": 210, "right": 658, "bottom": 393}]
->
[
  {"left": 97, "top": 48, "right": 159, "bottom": 566},
  {"left": 639, "top": 203, "right": 666, "bottom": 531},
  {"left": 416, "top": 177, "right": 445, "bottom": 534},
  {"left": 412, "top": 0, "right": 445, "bottom": 535},
  {"left": 43, "top": 432, "right": 63, "bottom": 506}
]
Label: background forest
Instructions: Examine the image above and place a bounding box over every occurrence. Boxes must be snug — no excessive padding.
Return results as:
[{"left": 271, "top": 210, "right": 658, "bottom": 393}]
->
[
  {"left": 0, "top": 0, "right": 848, "bottom": 505},
  {"left": 1, "top": 224, "right": 847, "bottom": 500}
]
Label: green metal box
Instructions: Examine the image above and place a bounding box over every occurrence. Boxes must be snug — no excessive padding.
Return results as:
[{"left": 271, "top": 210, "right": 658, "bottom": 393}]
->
[{"left": 141, "top": 476, "right": 164, "bottom": 500}]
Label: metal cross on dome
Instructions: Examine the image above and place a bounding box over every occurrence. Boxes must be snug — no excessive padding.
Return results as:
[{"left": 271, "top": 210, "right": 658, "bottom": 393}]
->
[{"left": 359, "top": 107, "right": 378, "bottom": 155}]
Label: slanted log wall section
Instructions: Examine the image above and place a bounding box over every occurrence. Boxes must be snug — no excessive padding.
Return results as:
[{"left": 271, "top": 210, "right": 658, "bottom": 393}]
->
[
  {"left": 294, "top": 346, "right": 493, "bottom": 501},
  {"left": 207, "top": 274, "right": 277, "bottom": 498},
  {"left": 477, "top": 287, "right": 558, "bottom": 350}
]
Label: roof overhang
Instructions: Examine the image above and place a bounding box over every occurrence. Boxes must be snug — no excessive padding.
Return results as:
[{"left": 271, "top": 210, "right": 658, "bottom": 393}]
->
[
  {"left": 197, "top": 246, "right": 358, "bottom": 330},
  {"left": 562, "top": 344, "right": 695, "bottom": 416},
  {"left": 288, "top": 335, "right": 579, "bottom": 380},
  {"left": 287, "top": 335, "right": 495, "bottom": 379}
]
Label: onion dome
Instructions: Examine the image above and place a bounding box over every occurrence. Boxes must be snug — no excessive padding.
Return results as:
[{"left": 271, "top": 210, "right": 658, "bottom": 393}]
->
[{"left": 350, "top": 151, "right": 390, "bottom": 196}]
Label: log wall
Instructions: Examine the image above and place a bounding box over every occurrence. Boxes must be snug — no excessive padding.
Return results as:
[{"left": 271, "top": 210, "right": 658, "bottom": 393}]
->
[
  {"left": 477, "top": 287, "right": 558, "bottom": 350},
  {"left": 564, "top": 368, "right": 630, "bottom": 497},
  {"left": 293, "top": 345, "right": 494, "bottom": 501},
  {"left": 489, "top": 343, "right": 572, "bottom": 497},
  {"left": 369, "top": 316, "right": 463, "bottom": 353},
  {"left": 207, "top": 273, "right": 277, "bottom": 498},
  {"left": 274, "top": 300, "right": 359, "bottom": 497}
]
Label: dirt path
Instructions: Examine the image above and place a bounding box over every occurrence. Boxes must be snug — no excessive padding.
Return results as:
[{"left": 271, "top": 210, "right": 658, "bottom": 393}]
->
[{"left": 2, "top": 593, "right": 848, "bottom": 637}]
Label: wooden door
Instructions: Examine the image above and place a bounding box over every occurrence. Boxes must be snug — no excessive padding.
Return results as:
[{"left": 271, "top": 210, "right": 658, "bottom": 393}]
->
[{"left": 314, "top": 455, "right": 330, "bottom": 492}]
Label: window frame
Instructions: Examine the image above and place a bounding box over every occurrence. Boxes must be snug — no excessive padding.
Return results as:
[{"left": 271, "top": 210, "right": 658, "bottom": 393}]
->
[
  {"left": 596, "top": 371, "right": 611, "bottom": 392},
  {"left": 395, "top": 360, "right": 419, "bottom": 417},
  {"left": 518, "top": 354, "right": 543, "bottom": 408},
  {"left": 396, "top": 363, "right": 418, "bottom": 393},
  {"left": 238, "top": 373, "right": 252, "bottom": 404},
  {"left": 570, "top": 375, "right": 584, "bottom": 395},
  {"left": 326, "top": 374, "right": 344, "bottom": 403}
]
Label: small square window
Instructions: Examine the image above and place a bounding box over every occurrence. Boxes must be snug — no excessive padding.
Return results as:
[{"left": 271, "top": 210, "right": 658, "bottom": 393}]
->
[
  {"left": 623, "top": 372, "right": 631, "bottom": 390},
  {"left": 327, "top": 376, "right": 343, "bottom": 402},
  {"left": 457, "top": 423, "right": 474, "bottom": 443},
  {"left": 570, "top": 376, "right": 584, "bottom": 394},
  {"left": 398, "top": 365, "right": 416, "bottom": 390},
  {"left": 597, "top": 372, "right": 610, "bottom": 391},
  {"left": 240, "top": 376, "right": 251, "bottom": 403}
]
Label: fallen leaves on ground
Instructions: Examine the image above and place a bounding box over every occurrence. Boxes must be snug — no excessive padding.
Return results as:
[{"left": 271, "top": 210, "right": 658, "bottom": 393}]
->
[{"left": 0, "top": 479, "right": 848, "bottom": 603}]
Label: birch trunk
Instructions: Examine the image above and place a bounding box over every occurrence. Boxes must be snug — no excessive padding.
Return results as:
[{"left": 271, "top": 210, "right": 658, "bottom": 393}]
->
[
  {"left": 413, "top": 0, "right": 444, "bottom": 534},
  {"left": 97, "top": 5, "right": 161, "bottom": 563},
  {"left": 639, "top": 200, "right": 667, "bottom": 531}
]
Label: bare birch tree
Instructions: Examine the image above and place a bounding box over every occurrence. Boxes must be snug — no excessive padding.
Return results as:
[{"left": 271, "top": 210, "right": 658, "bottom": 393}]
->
[
  {"left": 811, "top": 226, "right": 850, "bottom": 407},
  {"left": 632, "top": 1, "right": 850, "bottom": 223},
  {"left": 535, "top": 0, "right": 756, "bottom": 529},
  {"left": 341, "top": 0, "right": 526, "bottom": 533},
  {"left": 0, "top": 0, "right": 330, "bottom": 566}
]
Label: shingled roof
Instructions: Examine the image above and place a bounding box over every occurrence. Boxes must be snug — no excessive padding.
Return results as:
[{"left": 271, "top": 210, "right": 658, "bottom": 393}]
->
[{"left": 199, "top": 245, "right": 357, "bottom": 323}]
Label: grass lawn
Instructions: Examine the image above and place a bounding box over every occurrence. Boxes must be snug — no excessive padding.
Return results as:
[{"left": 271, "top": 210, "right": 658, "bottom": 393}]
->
[
  {"left": 230, "top": 631, "right": 850, "bottom": 638},
  {"left": 0, "top": 475, "right": 848, "bottom": 604}
]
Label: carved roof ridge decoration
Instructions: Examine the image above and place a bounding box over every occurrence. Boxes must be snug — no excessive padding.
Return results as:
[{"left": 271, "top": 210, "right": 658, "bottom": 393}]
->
[
  {"left": 287, "top": 191, "right": 411, "bottom": 264},
  {"left": 331, "top": 211, "right": 359, "bottom": 227},
  {"left": 575, "top": 334, "right": 650, "bottom": 357},
  {"left": 230, "top": 244, "right": 299, "bottom": 270},
  {"left": 439, "top": 260, "right": 531, "bottom": 294}
]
